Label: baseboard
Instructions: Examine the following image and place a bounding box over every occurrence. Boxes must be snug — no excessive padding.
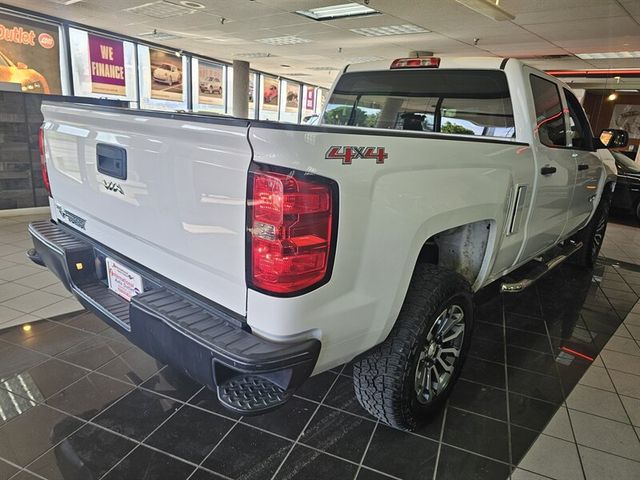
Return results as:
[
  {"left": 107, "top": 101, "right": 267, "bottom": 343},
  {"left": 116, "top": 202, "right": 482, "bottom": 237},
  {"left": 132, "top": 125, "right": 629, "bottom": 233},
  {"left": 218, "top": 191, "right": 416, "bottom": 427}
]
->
[{"left": 0, "top": 206, "right": 50, "bottom": 218}]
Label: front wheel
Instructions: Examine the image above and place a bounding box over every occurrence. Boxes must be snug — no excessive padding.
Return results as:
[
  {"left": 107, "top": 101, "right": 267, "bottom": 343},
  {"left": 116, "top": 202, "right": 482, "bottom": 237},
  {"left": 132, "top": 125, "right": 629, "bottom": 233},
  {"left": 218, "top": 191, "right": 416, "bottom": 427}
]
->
[
  {"left": 353, "top": 264, "right": 473, "bottom": 430},
  {"left": 573, "top": 190, "right": 611, "bottom": 268}
]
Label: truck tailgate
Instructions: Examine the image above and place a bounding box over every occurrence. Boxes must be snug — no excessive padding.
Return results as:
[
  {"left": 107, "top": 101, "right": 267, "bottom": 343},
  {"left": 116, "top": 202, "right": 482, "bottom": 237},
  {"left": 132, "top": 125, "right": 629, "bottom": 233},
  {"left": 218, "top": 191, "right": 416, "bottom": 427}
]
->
[{"left": 41, "top": 103, "right": 251, "bottom": 315}]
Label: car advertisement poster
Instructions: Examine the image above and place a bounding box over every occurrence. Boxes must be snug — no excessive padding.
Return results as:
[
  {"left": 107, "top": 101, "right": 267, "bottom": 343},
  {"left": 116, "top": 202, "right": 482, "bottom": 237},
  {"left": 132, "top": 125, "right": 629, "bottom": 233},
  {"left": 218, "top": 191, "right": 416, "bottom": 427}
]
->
[
  {"left": 285, "top": 82, "right": 299, "bottom": 113},
  {"left": 149, "top": 48, "right": 182, "bottom": 101},
  {"left": 610, "top": 104, "right": 640, "bottom": 139},
  {"left": 88, "top": 34, "right": 125, "bottom": 95},
  {"left": 198, "top": 62, "right": 224, "bottom": 106},
  {"left": 262, "top": 75, "right": 279, "bottom": 111},
  {"left": 0, "top": 13, "right": 61, "bottom": 94}
]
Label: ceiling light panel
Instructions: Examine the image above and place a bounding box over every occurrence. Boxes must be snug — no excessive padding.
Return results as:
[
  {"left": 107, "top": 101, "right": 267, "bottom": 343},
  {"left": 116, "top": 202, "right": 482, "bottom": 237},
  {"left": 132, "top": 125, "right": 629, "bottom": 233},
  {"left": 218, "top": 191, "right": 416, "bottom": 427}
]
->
[
  {"left": 576, "top": 52, "right": 640, "bottom": 59},
  {"left": 296, "top": 2, "right": 379, "bottom": 21},
  {"left": 347, "top": 56, "right": 385, "bottom": 64},
  {"left": 256, "top": 36, "right": 312, "bottom": 46},
  {"left": 137, "top": 30, "right": 183, "bottom": 41},
  {"left": 234, "top": 52, "right": 275, "bottom": 59},
  {"left": 308, "top": 66, "right": 341, "bottom": 70},
  {"left": 350, "top": 24, "right": 429, "bottom": 37},
  {"left": 126, "top": 1, "right": 200, "bottom": 19}
]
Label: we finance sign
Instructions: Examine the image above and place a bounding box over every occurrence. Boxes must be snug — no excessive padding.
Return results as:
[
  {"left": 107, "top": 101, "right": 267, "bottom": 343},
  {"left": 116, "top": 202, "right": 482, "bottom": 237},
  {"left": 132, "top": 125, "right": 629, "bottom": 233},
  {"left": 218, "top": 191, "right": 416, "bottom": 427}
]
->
[{"left": 89, "top": 34, "right": 125, "bottom": 96}]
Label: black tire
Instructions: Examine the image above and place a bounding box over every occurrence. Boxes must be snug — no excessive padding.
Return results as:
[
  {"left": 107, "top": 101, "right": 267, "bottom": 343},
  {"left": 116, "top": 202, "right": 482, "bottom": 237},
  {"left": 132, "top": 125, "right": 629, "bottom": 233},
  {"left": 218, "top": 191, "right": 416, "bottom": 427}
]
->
[
  {"left": 353, "top": 264, "right": 473, "bottom": 430},
  {"left": 635, "top": 200, "right": 640, "bottom": 223},
  {"left": 573, "top": 189, "right": 611, "bottom": 268}
]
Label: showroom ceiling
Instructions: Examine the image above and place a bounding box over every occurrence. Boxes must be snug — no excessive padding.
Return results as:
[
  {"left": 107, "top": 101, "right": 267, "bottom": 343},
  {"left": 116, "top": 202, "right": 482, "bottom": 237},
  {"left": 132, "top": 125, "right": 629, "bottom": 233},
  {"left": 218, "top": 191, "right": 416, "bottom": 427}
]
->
[{"left": 3, "top": 0, "right": 640, "bottom": 87}]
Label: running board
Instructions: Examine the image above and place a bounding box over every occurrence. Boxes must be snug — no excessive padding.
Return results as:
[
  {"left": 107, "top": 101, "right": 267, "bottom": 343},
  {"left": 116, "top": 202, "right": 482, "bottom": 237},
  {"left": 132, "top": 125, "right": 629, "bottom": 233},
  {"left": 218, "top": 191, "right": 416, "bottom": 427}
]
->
[{"left": 500, "top": 242, "right": 583, "bottom": 293}]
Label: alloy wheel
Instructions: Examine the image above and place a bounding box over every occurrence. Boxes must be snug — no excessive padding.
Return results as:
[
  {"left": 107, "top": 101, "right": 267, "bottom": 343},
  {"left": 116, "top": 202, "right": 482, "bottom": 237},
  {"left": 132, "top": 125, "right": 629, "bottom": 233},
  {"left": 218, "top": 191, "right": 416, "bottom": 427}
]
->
[{"left": 414, "top": 304, "right": 465, "bottom": 404}]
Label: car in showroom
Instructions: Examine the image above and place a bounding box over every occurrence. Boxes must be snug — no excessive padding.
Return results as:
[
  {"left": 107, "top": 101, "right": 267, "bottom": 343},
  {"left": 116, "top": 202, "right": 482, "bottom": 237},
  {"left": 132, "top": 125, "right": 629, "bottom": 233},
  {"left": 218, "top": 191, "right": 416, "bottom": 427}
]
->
[
  {"left": 31, "top": 57, "right": 624, "bottom": 430},
  {"left": 152, "top": 63, "right": 181, "bottom": 86},
  {"left": 0, "top": 49, "right": 50, "bottom": 94},
  {"left": 199, "top": 76, "right": 222, "bottom": 95},
  {"left": 611, "top": 150, "right": 640, "bottom": 222}
]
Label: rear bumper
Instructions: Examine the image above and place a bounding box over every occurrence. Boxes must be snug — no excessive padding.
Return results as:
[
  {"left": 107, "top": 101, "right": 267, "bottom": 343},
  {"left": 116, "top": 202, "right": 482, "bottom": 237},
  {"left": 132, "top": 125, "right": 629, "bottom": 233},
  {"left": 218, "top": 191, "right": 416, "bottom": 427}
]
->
[{"left": 28, "top": 219, "right": 320, "bottom": 414}]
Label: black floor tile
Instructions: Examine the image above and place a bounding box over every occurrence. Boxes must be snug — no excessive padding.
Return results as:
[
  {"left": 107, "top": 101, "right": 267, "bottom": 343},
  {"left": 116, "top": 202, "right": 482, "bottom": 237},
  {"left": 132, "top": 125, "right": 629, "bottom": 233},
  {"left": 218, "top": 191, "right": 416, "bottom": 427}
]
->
[
  {"left": 508, "top": 392, "right": 559, "bottom": 431},
  {"left": 442, "top": 408, "right": 509, "bottom": 463},
  {"left": 0, "top": 320, "right": 57, "bottom": 345},
  {"left": 459, "top": 357, "right": 506, "bottom": 389},
  {"left": 506, "top": 346, "right": 558, "bottom": 377},
  {"left": 435, "top": 445, "right": 510, "bottom": 480},
  {"left": 300, "top": 406, "right": 376, "bottom": 462},
  {"left": 506, "top": 328, "right": 554, "bottom": 354},
  {"left": 473, "top": 321, "right": 505, "bottom": 344},
  {"left": 356, "top": 468, "right": 397, "bottom": 479},
  {"left": 0, "top": 459, "right": 19, "bottom": 479},
  {"left": 19, "top": 324, "right": 93, "bottom": 356},
  {"left": 56, "top": 335, "right": 130, "bottom": 371},
  {"left": 140, "top": 367, "right": 202, "bottom": 402},
  {"left": 188, "top": 468, "right": 226, "bottom": 480},
  {"left": 363, "top": 425, "right": 438, "bottom": 480},
  {"left": 145, "top": 404, "right": 234, "bottom": 464},
  {"left": 96, "top": 346, "right": 164, "bottom": 385},
  {"left": 510, "top": 425, "right": 541, "bottom": 464},
  {"left": 93, "top": 387, "right": 181, "bottom": 441},
  {"left": 412, "top": 406, "right": 446, "bottom": 441},
  {"left": 323, "top": 375, "right": 373, "bottom": 419},
  {"left": 26, "top": 423, "right": 136, "bottom": 479},
  {"left": 0, "top": 404, "right": 82, "bottom": 467},
  {"left": 449, "top": 379, "right": 508, "bottom": 421},
  {"left": 188, "top": 387, "right": 241, "bottom": 420},
  {"left": 468, "top": 337, "right": 504, "bottom": 364},
  {"left": 274, "top": 445, "right": 359, "bottom": 480},
  {"left": 504, "top": 312, "right": 547, "bottom": 334},
  {"left": 52, "top": 310, "right": 111, "bottom": 333},
  {"left": 202, "top": 423, "right": 291, "bottom": 479},
  {"left": 102, "top": 445, "right": 195, "bottom": 480},
  {"left": 296, "top": 371, "right": 339, "bottom": 402},
  {"left": 242, "top": 396, "right": 316, "bottom": 440},
  {"left": 507, "top": 367, "right": 564, "bottom": 404},
  {"left": 0, "top": 343, "right": 48, "bottom": 379},
  {"left": 2, "top": 358, "right": 87, "bottom": 400},
  {"left": 0, "top": 387, "right": 37, "bottom": 424},
  {"left": 46, "top": 372, "right": 133, "bottom": 420},
  {"left": 7, "top": 470, "right": 41, "bottom": 480}
]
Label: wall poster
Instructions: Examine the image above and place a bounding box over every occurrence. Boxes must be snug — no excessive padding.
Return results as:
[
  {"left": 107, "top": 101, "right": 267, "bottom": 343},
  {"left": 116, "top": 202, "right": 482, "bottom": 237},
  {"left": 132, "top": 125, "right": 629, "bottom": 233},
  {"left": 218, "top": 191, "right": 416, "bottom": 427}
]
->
[
  {"left": 0, "top": 12, "right": 61, "bottom": 94},
  {"left": 610, "top": 104, "right": 640, "bottom": 139},
  {"left": 262, "top": 75, "right": 279, "bottom": 111},
  {"left": 88, "top": 34, "right": 125, "bottom": 95},
  {"left": 198, "top": 61, "right": 224, "bottom": 106},
  {"left": 285, "top": 82, "right": 299, "bottom": 113},
  {"left": 149, "top": 47, "right": 182, "bottom": 101}
]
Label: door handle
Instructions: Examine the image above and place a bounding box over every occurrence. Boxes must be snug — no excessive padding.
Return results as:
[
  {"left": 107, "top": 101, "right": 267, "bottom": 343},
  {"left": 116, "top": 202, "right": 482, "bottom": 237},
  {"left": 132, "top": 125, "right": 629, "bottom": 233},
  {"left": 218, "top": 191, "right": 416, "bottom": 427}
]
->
[
  {"left": 578, "top": 164, "right": 589, "bottom": 171},
  {"left": 97, "top": 143, "right": 127, "bottom": 180},
  {"left": 540, "top": 166, "right": 557, "bottom": 175}
]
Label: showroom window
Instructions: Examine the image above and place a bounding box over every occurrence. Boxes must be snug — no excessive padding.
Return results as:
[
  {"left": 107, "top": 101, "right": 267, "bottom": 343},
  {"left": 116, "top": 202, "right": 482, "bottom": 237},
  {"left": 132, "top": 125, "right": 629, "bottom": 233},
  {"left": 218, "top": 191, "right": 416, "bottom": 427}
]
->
[
  {"left": 323, "top": 70, "right": 515, "bottom": 138},
  {"left": 137, "top": 44, "right": 188, "bottom": 111},
  {"left": 69, "top": 28, "right": 137, "bottom": 102},
  {"left": 563, "top": 88, "right": 594, "bottom": 150},
  {"left": 530, "top": 75, "right": 567, "bottom": 147}
]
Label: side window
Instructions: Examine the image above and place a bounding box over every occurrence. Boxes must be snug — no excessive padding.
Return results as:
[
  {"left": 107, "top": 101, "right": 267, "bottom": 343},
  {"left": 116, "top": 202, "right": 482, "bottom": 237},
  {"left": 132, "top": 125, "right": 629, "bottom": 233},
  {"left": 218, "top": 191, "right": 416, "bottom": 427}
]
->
[
  {"left": 564, "top": 89, "right": 593, "bottom": 150},
  {"left": 530, "top": 75, "right": 566, "bottom": 147}
]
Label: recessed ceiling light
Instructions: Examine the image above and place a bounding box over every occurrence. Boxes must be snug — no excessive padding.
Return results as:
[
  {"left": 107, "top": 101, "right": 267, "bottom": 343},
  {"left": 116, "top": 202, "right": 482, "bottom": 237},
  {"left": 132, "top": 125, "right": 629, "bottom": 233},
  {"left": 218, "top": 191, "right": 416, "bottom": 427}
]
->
[
  {"left": 347, "top": 56, "right": 385, "bottom": 64},
  {"left": 256, "top": 36, "right": 312, "bottom": 46},
  {"left": 576, "top": 51, "right": 640, "bottom": 59},
  {"left": 180, "top": 0, "right": 204, "bottom": 8},
  {"left": 350, "top": 24, "right": 429, "bottom": 37},
  {"left": 234, "top": 52, "right": 275, "bottom": 59},
  {"left": 126, "top": 1, "right": 199, "bottom": 19},
  {"left": 455, "top": 0, "right": 515, "bottom": 21},
  {"left": 138, "top": 30, "right": 183, "bottom": 41},
  {"left": 296, "top": 2, "right": 379, "bottom": 21}
]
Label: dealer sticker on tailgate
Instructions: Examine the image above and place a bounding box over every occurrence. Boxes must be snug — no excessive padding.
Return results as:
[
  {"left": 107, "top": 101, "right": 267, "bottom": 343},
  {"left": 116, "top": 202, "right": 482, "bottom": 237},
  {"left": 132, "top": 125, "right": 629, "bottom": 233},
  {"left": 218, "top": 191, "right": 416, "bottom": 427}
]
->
[{"left": 106, "top": 258, "right": 144, "bottom": 301}]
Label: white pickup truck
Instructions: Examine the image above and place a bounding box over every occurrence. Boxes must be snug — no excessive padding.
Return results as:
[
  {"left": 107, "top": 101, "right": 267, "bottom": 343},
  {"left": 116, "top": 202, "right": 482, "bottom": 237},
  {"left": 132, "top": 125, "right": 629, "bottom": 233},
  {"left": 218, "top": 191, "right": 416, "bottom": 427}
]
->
[{"left": 29, "top": 57, "right": 627, "bottom": 430}]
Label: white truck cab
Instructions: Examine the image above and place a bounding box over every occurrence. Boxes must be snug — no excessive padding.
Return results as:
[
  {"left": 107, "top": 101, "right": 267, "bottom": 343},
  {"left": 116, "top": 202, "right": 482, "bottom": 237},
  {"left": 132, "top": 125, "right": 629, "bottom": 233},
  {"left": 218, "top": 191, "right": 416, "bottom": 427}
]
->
[{"left": 29, "top": 57, "right": 627, "bottom": 429}]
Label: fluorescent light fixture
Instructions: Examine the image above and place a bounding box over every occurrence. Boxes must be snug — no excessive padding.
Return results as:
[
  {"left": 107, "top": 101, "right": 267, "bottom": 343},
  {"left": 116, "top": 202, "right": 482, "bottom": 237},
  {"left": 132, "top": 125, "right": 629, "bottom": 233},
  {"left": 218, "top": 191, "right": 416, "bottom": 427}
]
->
[
  {"left": 126, "top": 1, "right": 199, "bottom": 19},
  {"left": 308, "top": 66, "right": 341, "bottom": 71},
  {"left": 347, "top": 56, "right": 385, "bottom": 64},
  {"left": 296, "top": 2, "right": 378, "bottom": 21},
  {"left": 350, "top": 24, "right": 429, "bottom": 37},
  {"left": 455, "top": 0, "right": 515, "bottom": 21},
  {"left": 137, "top": 30, "right": 183, "bottom": 41},
  {"left": 576, "top": 51, "right": 640, "bottom": 59},
  {"left": 616, "top": 89, "right": 640, "bottom": 93},
  {"left": 256, "top": 36, "right": 312, "bottom": 46},
  {"left": 234, "top": 52, "right": 274, "bottom": 59}
]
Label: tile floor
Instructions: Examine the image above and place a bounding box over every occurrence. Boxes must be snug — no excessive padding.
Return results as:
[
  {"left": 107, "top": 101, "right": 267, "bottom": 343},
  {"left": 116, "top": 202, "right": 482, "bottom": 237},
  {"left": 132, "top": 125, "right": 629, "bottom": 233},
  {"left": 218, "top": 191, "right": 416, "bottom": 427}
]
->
[{"left": 0, "top": 214, "right": 639, "bottom": 479}]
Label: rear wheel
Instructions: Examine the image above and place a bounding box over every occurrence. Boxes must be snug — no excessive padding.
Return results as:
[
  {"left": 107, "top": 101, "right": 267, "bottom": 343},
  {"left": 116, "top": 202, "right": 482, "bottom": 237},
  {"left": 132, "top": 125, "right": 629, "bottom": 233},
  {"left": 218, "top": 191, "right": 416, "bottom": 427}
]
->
[
  {"left": 573, "top": 190, "right": 611, "bottom": 268},
  {"left": 353, "top": 264, "right": 473, "bottom": 430}
]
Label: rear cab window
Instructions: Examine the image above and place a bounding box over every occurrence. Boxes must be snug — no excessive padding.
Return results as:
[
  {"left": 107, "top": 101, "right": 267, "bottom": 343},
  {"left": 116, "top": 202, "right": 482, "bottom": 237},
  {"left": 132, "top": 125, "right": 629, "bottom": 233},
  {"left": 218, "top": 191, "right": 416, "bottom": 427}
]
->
[
  {"left": 529, "top": 75, "right": 567, "bottom": 147},
  {"left": 323, "top": 69, "right": 515, "bottom": 139}
]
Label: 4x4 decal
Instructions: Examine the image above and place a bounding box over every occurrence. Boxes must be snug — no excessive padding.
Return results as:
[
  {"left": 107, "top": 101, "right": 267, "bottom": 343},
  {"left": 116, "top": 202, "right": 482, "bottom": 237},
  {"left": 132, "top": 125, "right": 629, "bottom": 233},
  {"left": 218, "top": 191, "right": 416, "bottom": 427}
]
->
[{"left": 325, "top": 146, "right": 388, "bottom": 165}]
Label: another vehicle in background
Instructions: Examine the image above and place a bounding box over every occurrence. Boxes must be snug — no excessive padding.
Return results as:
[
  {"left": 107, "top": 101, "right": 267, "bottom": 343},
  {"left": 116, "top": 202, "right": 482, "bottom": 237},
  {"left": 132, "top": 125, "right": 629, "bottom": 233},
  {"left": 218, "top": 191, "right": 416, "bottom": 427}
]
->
[
  {"left": 611, "top": 150, "right": 640, "bottom": 222},
  {"left": 0, "top": 50, "right": 50, "bottom": 94}
]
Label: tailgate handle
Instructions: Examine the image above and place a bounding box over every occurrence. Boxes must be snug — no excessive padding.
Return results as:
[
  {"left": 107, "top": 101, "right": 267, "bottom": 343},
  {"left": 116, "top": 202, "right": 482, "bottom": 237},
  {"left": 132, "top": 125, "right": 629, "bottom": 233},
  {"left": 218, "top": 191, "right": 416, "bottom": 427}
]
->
[{"left": 97, "top": 144, "right": 127, "bottom": 180}]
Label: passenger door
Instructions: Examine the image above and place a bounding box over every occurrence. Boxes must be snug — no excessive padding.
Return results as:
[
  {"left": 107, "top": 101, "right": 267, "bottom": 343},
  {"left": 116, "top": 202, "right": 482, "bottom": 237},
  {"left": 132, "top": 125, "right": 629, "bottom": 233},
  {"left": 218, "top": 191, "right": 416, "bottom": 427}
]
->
[
  {"left": 562, "top": 88, "right": 602, "bottom": 235},
  {"left": 519, "top": 73, "right": 577, "bottom": 261}
]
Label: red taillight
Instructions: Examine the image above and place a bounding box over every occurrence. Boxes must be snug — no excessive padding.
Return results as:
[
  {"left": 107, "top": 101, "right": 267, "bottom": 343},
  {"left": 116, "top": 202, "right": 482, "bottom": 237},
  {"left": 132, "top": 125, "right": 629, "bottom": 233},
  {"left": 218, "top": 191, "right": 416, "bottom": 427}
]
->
[
  {"left": 248, "top": 165, "right": 337, "bottom": 295},
  {"left": 390, "top": 57, "right": 441, "bottom": 69},
  {"left": 39, "top": 126, "right": 51, "bottom": 196}
]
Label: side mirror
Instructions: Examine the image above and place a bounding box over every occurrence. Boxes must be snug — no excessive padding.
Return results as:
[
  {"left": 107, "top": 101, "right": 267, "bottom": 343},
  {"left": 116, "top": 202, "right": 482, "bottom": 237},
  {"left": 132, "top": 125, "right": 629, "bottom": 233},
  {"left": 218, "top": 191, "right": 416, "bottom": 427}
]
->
[
  {"left": 599, "top": 129, "right": 629, "bottom": 149},
  {"left": 16, "top": 62, "right": 28, "bottom": 69}
]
